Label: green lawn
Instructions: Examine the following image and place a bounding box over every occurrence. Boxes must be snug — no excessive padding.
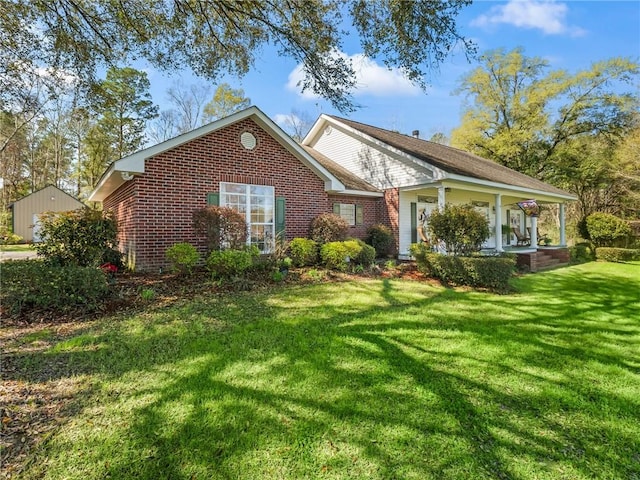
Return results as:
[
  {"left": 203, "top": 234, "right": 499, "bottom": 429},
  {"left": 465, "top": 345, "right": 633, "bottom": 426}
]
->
[
  {"left": 11, "top": 262, "right": 640, "bottom": 479},
  {"left": 0, "top": 243, "right": 35, "bottom": 252}
]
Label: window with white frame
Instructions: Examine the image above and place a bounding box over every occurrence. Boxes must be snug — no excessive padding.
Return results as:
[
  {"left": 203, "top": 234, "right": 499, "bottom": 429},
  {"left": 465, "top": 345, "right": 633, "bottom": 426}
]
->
[
  {"left": 333, "top": 203, "right": 363, "bottom": 226},
  {"left": 220, "top": 182, "right": 275, "bottom": 252}
]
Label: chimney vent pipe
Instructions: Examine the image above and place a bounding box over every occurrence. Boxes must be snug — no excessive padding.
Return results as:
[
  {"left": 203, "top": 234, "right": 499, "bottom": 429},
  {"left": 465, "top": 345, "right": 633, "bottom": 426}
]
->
[{"left": 412, "top": 130, "right": 419, "bottom": 139}]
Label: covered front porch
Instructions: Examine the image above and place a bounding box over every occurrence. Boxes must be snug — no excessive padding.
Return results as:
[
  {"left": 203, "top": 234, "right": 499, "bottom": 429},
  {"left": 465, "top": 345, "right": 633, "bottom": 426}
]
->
[{"left": 397, "top": 178, "right": 575, "bottom": 262}]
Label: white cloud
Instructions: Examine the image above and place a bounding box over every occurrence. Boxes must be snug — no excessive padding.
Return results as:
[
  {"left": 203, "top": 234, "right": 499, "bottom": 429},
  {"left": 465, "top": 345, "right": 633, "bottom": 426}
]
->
[
  {"left": 274, "top": 113, "right": 301, "bottom": 127},
  {"left": 472, "top": 0, "right": 586, "bottom": 37},
  {"left": 286, "top": 51, "right": 421, "bottom": 98}
]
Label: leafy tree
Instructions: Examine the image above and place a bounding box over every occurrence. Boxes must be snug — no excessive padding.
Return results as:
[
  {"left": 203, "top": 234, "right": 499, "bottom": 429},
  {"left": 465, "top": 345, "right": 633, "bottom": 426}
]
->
[
  {"left": 586, "top": 212, "right": 632, "bottom": 247},
  {"left": 2, "top": 0, "right": 473, "bottom": 112},
  {"left": 89, "top": 67, "right": 158, "bottom": 160},
  {"left": 202, "top": 84, "right": 251, "bottom": 123},
  {"left": 451, "top": 48, "right": 638, "bottom": 179}
]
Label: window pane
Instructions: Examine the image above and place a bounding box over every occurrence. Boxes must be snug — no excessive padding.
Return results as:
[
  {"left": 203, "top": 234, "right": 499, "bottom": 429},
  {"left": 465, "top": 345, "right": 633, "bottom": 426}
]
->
[
  {"left": 339, "top": 204, "right": 355, "bottom": 226},
  {"left": 222, "top": 183, "right": 247, "bottom": 194}
]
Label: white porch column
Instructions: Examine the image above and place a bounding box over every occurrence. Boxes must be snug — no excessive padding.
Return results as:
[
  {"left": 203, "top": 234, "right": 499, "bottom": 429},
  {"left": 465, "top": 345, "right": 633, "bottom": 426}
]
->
[
  {"left": 494, "top": 193, "right": 503, "bottom": 252},
  {"left": 559, "top": 203, "right": 566, "bottom": 246},
  {"left": 530, "top": 216, "right": 538, "bottom": 249},
  {"left": 438, "top": 186, "right": 446, "bottom": 210}
]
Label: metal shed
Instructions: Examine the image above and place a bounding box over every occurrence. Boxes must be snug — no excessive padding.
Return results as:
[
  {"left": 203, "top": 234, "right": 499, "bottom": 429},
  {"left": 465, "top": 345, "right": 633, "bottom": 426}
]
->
[{"left": 9, "top": 185, "right": 84, "bottom": 242}]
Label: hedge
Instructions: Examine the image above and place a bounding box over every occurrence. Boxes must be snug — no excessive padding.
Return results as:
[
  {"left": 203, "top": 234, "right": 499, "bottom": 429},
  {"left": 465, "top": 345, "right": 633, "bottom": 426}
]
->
[
  {"left": 595, "top": 247, "right": 640, "bottom": 263},
  {"left": 1, "top": 260, "right": 110, "bottom": 315},
  {"left": 410, "top": 243, "right": 515, "bottom": 292}
]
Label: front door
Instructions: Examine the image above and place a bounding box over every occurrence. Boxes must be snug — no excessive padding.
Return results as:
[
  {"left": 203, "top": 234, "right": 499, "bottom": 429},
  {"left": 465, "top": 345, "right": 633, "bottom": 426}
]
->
[{"left": 416, "top": 200, "right": 438, "bottom": 243}]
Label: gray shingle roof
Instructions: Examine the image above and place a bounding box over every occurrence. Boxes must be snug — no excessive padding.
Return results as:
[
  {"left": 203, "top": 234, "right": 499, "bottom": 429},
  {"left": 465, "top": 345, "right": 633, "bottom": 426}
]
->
[
  {"left": 329, "top": 116, "right": 573, "bottom": 198},
  {"left": 301, "top": 145, "right": 381, "bottom": 193}
]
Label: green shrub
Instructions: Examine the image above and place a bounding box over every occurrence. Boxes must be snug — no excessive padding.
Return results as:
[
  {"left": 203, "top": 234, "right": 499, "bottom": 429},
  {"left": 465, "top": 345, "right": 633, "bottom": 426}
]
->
[
  {"left": 569, "top": 243, "right": 595, "bottom": 264},
  {"left": 165, "top": 242, "right": 200, "bottom": 274},
  {"left": 1, "top": 260, "right": 110, "bottom": 315},
  {"left": 206, "top": 246, "right": 259, "bottom": 279},
  {"left": 193, "top": 206, "right": 248, "bottom": 253},
  {"left": 586, "top": 212, "right": 632, "bottom": 247},
  {"left": 320, "top": 240, "right": 362, "bottom": 271},
  {"left": 1, "top": 233, "right": 23, "bottom": 245},
  {"left": 35, "top": 208, "right": 119, "bottom": 267},
  {"left": 289, "top": 237, "right": 318, "bottom": 267},
  {"left": 410, "top": 243, "right": 514, "bottom": 292},
  {"left": 354, "top": 239, "right": 376, "bottom": 267},
  {"left": 310, "top": 213, "right": 349, "bottom": 244},
  {"left": 428, "top": 204, "right": 490, "bottom": 255},
  {"left": 595, "top": 247, "right": 640, "bottom": 263},
  {"left": 366, "top": 223, "right": 394, "bottom": 257}
]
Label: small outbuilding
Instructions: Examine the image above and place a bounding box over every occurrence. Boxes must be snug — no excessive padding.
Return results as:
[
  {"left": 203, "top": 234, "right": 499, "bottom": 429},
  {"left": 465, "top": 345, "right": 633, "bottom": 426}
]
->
[{"left": 9, "top": 185, "right": 84, "bottom": 242}]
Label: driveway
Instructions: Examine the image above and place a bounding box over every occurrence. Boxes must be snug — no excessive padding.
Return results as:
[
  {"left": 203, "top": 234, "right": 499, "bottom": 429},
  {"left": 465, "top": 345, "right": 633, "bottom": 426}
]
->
[{"left": 0, "top": 250, "right": 38, "bottom": 262}]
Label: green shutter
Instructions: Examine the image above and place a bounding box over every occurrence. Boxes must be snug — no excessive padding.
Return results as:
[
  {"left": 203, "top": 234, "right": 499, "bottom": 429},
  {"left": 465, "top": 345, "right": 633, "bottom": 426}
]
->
[
  {"left": 276, "top": 196, "right": 286, "bottom": 239},
  {"left": 333, "top": 203, "right": 340, "bottom": 215},
  {"left": 410, "top": 202, "right": 417, "bottom": 244},
  {"left": 355, "top": 204, "right": 364, "bottom": 225},
  {"left": 207, "top": 192, "right": 219, "bottom": 206}
]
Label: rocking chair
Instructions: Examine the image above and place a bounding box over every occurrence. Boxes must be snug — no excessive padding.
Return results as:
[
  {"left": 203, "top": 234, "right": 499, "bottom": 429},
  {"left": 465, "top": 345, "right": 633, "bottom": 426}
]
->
[{"left": 512, "top": 226, "right": 530, "bottom": 246}]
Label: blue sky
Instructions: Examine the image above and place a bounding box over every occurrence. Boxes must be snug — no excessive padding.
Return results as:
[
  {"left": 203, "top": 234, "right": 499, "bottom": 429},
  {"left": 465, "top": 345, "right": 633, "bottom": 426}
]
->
[{"left": 144, "top": 0, "right": 640, "bottom": 140}]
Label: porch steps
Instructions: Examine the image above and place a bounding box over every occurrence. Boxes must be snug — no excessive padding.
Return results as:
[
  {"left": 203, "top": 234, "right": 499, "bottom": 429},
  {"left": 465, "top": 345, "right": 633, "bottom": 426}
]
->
[
  {"left": 516, "top": 248, "right": 570, "bottom": 272},
  {"left": 535, "top": 252, "right": 561, "bottom": 271}
]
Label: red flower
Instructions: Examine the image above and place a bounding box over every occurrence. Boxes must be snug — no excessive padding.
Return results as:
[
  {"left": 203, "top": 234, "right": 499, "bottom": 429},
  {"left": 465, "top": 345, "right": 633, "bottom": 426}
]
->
[{"left": 100, "top": 262, "right": 118, "bottom": 273}]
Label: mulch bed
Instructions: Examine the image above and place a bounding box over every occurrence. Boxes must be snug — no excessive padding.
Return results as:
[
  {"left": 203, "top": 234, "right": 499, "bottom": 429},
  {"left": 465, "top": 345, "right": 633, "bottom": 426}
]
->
[{"left": 0, "top": 263, "right": 426, "bottom": 477}]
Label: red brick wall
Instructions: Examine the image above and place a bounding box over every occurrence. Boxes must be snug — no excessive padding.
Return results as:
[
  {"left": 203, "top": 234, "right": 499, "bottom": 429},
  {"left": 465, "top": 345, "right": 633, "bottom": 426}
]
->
[
  {"left": 327, "top": 194, "right": 383, "bottom": 240},
  {"left": 381, "top": 188, "right": 400, "bottom": 254},
  {"left": 104, "top": 118, "right": 340, "bottom": 271},
  {"left": 103, "top": 180, "right": 137, "bottom": 269}
]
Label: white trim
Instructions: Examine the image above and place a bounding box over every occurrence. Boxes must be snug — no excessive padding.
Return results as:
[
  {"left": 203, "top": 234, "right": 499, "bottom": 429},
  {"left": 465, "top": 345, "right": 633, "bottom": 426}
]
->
[
  {"left": 89, "top": 106, "right": 346, "bottom": 202},
  {"left": 332, "top": 189, "right": 384, "bottom": 197},
  {"left": 445, "top": 173, "right": 577, "bottom": 202}
]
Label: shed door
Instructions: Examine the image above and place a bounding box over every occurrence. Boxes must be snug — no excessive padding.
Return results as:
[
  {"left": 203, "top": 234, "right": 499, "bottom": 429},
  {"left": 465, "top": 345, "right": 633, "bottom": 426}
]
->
[{"left": 32, "top": 214, "right": 42, "bottom": 242}]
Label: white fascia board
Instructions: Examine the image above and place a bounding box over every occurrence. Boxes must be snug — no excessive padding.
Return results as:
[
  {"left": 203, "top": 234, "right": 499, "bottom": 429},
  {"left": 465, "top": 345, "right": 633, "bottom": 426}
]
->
[
  {"left": 445, "top": 174, "right": 578, "bottom": 202},
  {"left": 90, "top": 106, "right": 346, "bottom": 201},
  {"left": 330, "top": 189, "right": 384, "bottom": 197},
  {"left": 302, "top": 114, "right": 332, "bottom": 145}
]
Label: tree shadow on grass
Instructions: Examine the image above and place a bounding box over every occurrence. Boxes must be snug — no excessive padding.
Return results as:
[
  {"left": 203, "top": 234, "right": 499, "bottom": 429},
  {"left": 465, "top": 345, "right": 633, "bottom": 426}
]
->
[{"left": 11, "top": 265, "right": 640, "bottom": 479}]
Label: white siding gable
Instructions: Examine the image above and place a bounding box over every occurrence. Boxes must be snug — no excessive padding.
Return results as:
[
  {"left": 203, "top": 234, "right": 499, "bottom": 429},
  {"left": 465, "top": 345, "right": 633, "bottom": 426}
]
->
[{"left": 310, "top": 122, "right": 435, "bottom": 189}]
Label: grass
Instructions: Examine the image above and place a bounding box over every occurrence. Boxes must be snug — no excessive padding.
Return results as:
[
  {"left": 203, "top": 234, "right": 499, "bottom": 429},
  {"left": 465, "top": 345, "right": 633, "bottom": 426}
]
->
[
  {"left": 9, "top": 262, "right": 640, "bottom": 479},
  {"left": 0, "top": 243, "right": 35, "bottom": 252}
]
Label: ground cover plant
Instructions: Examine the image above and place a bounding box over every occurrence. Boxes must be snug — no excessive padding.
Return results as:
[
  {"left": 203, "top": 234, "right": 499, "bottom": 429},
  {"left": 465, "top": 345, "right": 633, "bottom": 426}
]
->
[{"left": 2, "top": 262, "right": 639, "bottom": 479}]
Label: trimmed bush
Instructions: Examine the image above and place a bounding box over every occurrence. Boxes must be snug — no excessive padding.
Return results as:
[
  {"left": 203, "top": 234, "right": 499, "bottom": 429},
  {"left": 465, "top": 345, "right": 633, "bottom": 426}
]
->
[
  {"left": 355, "top": 239, "right": 376, "bottom": 267},
  {"left": 366, "top": 223, "right": 394, "bottom": 257},
  {"left": 1, "top": 260, "right": 110, "bottom": 315},
  {"left": 289, "top": 237, "right": 319, "bottom": 267},
  {"left": 320, "top": 240, "right": 362, "bottom": 271},
  {"left": 569, "top": 243, "right": 595, "bottom": 264},
  {"left": 595, "top": 247, "right": 640, "bottom": 263},
  {"left": 428, "top": 204, "right": 490, "bottom": 255},
  {"left": 586, "top": 212, "right": 632, "bottom": 247},
  {"left": 166, "top": 242, "right": 200, "bottom": 274},
  {"left": 35, "top": 208, "right": 119, "bottom": 267},
  {"left": 193, "top": 206, "right": 248, "bottom": 253},
  {"left": 206, "top": 246, "right": 259, "bottom": 279},
  {"left": 310, "top": 213, "right": 349, "bottom": 244},
  {"left": 410, "top": 243, "right": 515, "bottom": 292}
]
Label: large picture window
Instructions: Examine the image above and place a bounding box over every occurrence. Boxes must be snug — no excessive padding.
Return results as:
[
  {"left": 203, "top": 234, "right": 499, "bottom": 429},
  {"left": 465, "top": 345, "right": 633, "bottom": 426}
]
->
[{"left": 221, "top": 182, "right": 274, "bottom": 252}]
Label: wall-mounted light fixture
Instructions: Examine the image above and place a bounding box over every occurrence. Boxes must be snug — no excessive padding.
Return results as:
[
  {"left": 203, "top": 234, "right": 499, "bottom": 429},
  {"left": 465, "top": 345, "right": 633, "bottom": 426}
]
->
[{"left": 121, "top": 171, "right": 134, "bottom": 181}]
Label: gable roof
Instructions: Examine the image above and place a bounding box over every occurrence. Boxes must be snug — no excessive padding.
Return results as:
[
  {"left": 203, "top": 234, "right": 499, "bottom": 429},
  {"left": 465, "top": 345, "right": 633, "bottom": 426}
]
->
[
  {"left": 89, "top": 106, "right": 350, "bottom": 202},
  {"left": 319, "top": 115, "right": 575, "bottom": 200},
  {"left": 301, "top": 146, "right": 381, "bottom": 194},
  {"left": 10, "top": 184, "right": 83, "bottom": 208}
]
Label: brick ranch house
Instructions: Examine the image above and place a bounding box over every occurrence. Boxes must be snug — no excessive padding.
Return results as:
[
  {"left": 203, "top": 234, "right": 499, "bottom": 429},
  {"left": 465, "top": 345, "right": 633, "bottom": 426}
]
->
[{"left": 89, "top": 106, "right": 576, "bottom": 272}]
